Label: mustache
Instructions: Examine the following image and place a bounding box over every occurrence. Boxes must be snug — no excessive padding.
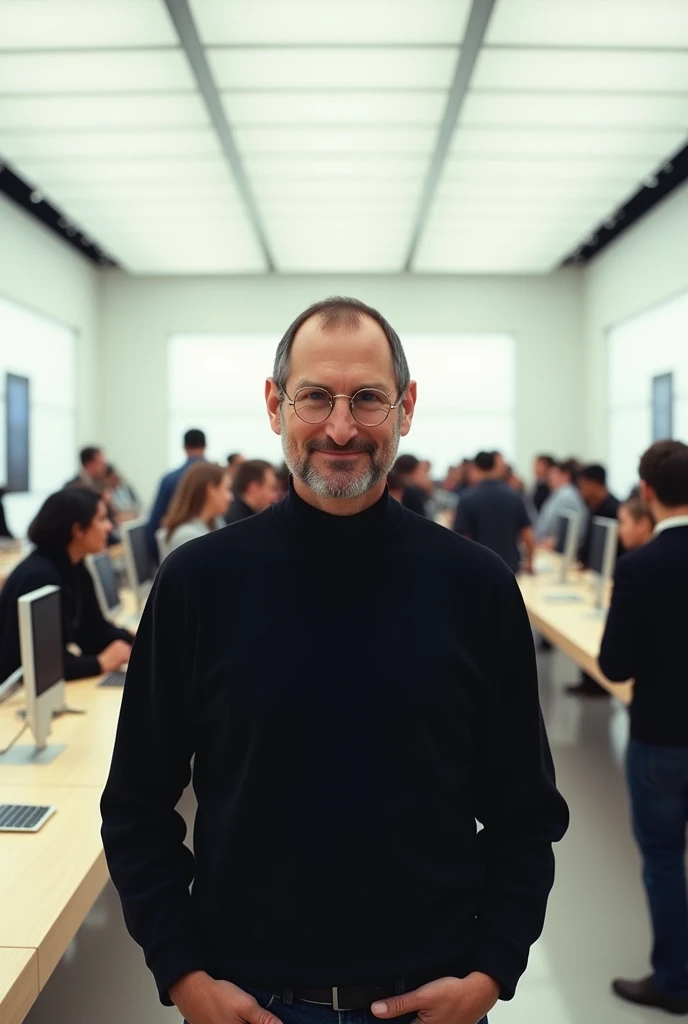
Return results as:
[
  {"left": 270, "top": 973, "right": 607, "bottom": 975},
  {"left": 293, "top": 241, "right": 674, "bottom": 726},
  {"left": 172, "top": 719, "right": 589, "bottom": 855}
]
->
[{"left": 305, "top": 438, "right": 376, "bottom": 455}]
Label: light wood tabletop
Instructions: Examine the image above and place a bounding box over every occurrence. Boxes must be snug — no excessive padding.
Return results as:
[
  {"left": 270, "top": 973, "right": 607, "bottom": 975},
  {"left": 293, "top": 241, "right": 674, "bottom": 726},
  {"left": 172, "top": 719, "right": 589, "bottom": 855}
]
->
[
  {"left": 518, "top": 553, "right": 633, "bottom": 704},
  {"left": 0, "top": 947, "right": 39, "bottom": 1024},
  {"left": 0, "top": 677, "right": 124, "bottom": 788},
  {"left": 0, "top": 785, "right": 108, "bottom": 990}
]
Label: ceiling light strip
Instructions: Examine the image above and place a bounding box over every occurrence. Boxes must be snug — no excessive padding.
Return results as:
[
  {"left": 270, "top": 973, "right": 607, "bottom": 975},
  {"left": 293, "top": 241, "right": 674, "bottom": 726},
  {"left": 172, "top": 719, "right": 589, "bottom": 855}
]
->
[
  {"left": 403, "top": 0, "right": 498, "bottom": 271},
  {"left": 162, "top": 0, "right": 275, "bottom": 271}
]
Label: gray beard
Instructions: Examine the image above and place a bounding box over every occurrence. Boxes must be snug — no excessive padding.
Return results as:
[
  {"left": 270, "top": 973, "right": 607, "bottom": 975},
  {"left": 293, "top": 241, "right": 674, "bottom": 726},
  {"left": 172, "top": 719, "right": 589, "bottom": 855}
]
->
[{"left": 280, "top": 408, "right": 400, "bottom": 501}]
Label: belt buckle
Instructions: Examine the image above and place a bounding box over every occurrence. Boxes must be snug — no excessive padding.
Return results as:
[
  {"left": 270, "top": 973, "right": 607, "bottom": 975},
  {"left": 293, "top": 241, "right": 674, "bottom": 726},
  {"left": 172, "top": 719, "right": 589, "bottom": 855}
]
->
[{"left": 332, "top": 987, "right": 342, "bottom": 1011}]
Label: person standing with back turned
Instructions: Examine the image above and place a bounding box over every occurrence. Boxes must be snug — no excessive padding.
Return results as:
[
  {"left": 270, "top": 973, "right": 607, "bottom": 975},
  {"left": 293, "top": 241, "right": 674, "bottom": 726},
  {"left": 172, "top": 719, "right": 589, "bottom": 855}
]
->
[
  {"left": 146, "top": 428, "right": 207, "bottom": 562},
  {"left": 599, "top": 440, "right": 688, "bottom": 1014},
  {"left": 101, "top": 297, "right": 569, "bottom": 1024}
]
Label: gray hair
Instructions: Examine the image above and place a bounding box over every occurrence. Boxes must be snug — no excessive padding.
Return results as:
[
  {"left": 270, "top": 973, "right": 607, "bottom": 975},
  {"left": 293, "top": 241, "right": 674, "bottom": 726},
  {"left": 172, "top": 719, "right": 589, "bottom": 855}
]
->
[{"left": 273, "top": 296, "right": 411, "bottom": 398}]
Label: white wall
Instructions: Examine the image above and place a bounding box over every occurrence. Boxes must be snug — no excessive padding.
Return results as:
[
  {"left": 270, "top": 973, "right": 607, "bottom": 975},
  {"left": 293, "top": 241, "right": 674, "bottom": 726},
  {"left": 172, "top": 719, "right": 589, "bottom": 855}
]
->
[
  {"left": 583, "top": 180, "right": 688, "bottom": 463},
  {"left": 0, "top": 196, "right": 100, "bottom": 532},
  {"left": 99, "top": 270, "right": 584, "bottom": 504}
]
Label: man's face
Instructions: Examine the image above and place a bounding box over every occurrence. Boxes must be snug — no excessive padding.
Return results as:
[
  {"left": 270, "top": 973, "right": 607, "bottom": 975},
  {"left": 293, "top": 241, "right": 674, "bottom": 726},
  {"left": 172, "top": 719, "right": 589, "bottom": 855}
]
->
[
  {"left": 87, "top": 452, "right": 107, "bottom": 480},
  {"left": 534, "top": 458, "right": 548, "bottom": 481},
  {"left": 251, "top": 469, "right": 280, "bottom": 512},
  {"left": 266, "top": 315, "right": 416, "bottom": 502}
]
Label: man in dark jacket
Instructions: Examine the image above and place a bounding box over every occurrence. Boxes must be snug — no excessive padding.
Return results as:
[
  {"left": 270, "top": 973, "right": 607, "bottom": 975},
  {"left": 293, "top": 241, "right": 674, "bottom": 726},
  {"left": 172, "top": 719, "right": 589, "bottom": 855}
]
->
[
  {"left": 146, "top": 429, "right": 206, "bottom": 561},
  {"left": 225, "top": 460, "right": 279, "bottom": 525},
  {"left": 599, "top": 440, "right": 688, "bottom": 1014}
]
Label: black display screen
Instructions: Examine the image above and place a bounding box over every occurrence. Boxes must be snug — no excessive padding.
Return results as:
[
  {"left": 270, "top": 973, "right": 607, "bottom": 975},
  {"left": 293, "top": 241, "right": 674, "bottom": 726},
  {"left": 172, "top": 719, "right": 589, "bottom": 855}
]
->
[{"left": 31, "top": 590, "right": 63, "bottom": 697}]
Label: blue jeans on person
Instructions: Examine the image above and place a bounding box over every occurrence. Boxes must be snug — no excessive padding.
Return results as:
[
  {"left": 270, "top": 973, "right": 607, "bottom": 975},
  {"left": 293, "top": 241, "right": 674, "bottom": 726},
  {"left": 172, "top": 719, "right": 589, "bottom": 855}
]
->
[
  {"left": 627, "top": 739, "right": 688, "bottom": 997},
  {"left": 186, "top": 984, "right": 486, "bottom": 1024}
]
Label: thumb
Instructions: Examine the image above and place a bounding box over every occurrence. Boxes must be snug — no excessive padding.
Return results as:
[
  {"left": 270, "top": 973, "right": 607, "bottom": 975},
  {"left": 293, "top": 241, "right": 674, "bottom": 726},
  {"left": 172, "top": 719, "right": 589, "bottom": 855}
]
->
[
  {"left": 372, "top": 989, "right": 423, "bottom": 1018},
  {"left": 246, "top": 1000, "right": 283, "bottom": 1024}
]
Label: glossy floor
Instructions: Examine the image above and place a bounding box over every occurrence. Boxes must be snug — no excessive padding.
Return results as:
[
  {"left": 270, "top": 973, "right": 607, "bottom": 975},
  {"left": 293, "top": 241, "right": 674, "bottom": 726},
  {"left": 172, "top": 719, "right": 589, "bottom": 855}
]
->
[{"left": 24, "top": 649, "right": 663, "bottom": 1024}]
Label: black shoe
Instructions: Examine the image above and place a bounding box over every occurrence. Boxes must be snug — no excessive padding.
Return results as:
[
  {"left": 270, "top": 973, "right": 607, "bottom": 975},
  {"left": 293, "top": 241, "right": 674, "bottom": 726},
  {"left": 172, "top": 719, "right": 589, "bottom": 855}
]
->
[
  {"left": 612, "top": 976, "right": 688, "bottom": 1014},
  {"left": 565, "top": 680, "right": 609, "bottom": 698}
]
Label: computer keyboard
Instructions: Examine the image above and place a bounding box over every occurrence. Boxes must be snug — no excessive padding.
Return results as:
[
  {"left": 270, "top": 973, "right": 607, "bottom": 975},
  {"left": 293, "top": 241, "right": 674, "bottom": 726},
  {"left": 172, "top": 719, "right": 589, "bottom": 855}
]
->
[
  {"left": 0, "top": 803, "right": 56, "bottom": 832},
  {"left": 98, "top": 671, "right": 127, "bottom": 687}
]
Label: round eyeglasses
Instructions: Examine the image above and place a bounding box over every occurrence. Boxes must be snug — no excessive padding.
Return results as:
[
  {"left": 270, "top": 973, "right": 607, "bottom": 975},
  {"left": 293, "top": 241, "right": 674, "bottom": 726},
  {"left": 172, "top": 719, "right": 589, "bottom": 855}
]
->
[{"left": 285, "top": 387, "right": 399, "bottom": 426}]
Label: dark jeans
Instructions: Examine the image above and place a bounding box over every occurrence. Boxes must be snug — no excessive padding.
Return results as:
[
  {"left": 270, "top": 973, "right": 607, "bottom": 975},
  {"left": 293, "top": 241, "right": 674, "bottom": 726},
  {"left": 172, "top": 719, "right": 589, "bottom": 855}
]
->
[
  {"left": 627, "top": 739, "right": 688, "bottom": 996},
  {"left": 186, "top": 984, "right": 487, "bottom": 1024}
]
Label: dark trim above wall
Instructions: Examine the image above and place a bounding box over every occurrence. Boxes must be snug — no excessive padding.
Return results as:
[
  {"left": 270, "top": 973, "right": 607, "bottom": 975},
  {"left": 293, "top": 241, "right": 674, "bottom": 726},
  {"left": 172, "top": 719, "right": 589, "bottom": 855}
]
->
[
  {"left": 561, "top": 141, "right": 688, "bottom": 267},
  {"left": 0, "top": 158, "right": 118, "bottom": 268}
]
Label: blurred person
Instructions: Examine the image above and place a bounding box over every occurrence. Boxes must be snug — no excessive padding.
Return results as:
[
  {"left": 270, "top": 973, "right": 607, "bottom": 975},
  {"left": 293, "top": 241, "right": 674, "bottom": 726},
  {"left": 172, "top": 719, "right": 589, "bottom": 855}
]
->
[
  {"left": 164, "top": 463, "right": 231, "bottom": 555},
  {"left": 566, "top": 461, "right": 623, "bottom": 699},
  {"left": 505, "top": 464, "right": 525, "bottom": 494},
  {"left": 577, "top": 464, "right": 623, "bottom": 567},
  {"left": 532, "top": 455, "right": 555, "bottom": 513},
  {"left": 147, "top": 428, "right": 207, "bottom": 562},
  {"left": 105, "top": 464, "right": 140, "bottom": 516},
  {"left": 599, "top": 440, "right": 688, "bottom": 1014},
  {"left": 536, "top": 458, "right": 587, "bottom": 545},
  {"left": 66, "top": 445, "right": 108, "bottom": 491},
  {"left": 393, "top": 453, "right": 429, "bottom": 517},
  {"left": 226, "top": 452, "right": 245, "bottom": 486},
  {"left": 226, "top": 460, "right": 279, "bottom": 525},
  {"left": 102, "top": 295, "right": 567, "bottom": 1024},
  {"left": 275, "top": 461, "right": 290, "bottom": 501},
  {"left": 617, "top": 497, "right": 655, "bottom": 551},
  {"left": 0, "top": 488, "right": 133, "bottom": 686},
  {"left": 453, "top": 451, "right": 535, "bottom": 575},
  {"left": 491, "top": 451, "right": 509, "bottom": 481}
]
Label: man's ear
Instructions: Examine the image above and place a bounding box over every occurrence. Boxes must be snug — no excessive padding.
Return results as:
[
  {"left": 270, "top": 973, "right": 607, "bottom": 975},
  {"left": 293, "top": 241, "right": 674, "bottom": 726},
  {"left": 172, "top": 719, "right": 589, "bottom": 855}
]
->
[
  {"left": 399, "top": 381, "right": 417, "bottom": 438},
  {"left": 265, "top": 378, "right": 283, "bottom": 436}
]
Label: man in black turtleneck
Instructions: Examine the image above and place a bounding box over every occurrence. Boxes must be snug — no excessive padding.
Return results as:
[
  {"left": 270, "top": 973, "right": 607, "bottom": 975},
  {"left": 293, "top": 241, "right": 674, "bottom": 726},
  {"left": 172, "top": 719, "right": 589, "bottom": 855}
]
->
[{"left": 101, "top": 297, "right": 569, "bottom": 1024}]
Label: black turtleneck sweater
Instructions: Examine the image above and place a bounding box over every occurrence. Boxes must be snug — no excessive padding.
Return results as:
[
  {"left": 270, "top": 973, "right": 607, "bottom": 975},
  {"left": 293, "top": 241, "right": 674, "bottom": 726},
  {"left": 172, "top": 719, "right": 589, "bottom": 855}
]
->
[
  {"left": 0, "top": 547, "right": 134, "bottom": 684},
  {"left": 101, "top": 485, "right": 568, "bottom": 1007}
]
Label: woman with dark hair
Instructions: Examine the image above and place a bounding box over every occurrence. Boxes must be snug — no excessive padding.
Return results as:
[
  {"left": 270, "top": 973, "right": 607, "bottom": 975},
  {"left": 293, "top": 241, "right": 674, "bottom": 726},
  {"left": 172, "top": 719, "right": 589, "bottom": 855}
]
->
[{"left": 0, "top": 488, "right": 134, "bottom": 685}]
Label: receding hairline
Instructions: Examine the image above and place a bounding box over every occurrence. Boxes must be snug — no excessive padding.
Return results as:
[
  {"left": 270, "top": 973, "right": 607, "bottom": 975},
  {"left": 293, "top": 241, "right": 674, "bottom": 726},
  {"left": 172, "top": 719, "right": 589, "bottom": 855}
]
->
[{"left": 294, "top": 306, "right": 388, "bottom": 340}]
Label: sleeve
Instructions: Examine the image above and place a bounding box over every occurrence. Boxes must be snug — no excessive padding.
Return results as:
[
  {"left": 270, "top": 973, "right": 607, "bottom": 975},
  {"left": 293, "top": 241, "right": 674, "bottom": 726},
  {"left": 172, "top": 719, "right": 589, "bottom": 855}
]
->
[
  {"left": 598, "top": 557, "right": 636, "bottom": 683},
  {"left": 470, "top": 571, "right": 570, "bottom": 1000},
  {"left": 74, "top": 569, "right": 135, "bottom": 659},
  {"left": 100, "top": 555, "right": 204, "bottom": 1005}
]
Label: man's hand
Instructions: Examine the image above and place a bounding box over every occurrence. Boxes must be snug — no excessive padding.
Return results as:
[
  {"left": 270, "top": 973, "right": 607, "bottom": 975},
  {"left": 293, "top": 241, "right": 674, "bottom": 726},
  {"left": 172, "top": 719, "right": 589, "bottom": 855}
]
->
[
  {"left": 98, "top": 640, "right": 132, "bottom": 673},
  {"left": 169, "top": 971, "right": 283, "bottom": 1024},
  {"left": 371, "top": 974, "right": 500, "bottom": 1024}
]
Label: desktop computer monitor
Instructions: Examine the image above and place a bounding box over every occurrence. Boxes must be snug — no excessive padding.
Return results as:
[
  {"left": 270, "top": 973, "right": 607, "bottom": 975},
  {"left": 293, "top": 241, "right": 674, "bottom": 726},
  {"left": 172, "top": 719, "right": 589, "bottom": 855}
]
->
[
  {"left": 18, "top": 585, "right": 65, "bottom": 751},
  {"left": 122, "top": 519, "right": 155, "bottom": 610},
  {"left": 588, "top": 516, "right": 619, "bottom": 609},
  {"left": 554, "top": 510, "right": 581, "bottom": 583},
  {"left": 86, "top": 552, "right": 122, "bottom": 622}
]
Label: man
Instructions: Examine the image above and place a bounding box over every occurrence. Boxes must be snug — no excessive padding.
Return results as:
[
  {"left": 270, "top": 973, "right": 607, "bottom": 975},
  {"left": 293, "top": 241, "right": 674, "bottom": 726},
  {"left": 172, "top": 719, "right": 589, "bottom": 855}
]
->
[
  {"left": 66, "top": 445, "right": 108, "bottom": 491},
  {"left": 225, "top": 459, "right": 279, "bottom": 525},
  {"left": 146, "top": 428, "right": 206, "bottom": 561},
  {"left": 393, "top": 453, "right": 430, "bottom": 517},
  {"left": 536, "top": 458, "right": 588, "bottom": 544},
  {"left": 576, "top": 464, "right": 623, "bottom": 567},
  {"left": 564, "top": 464, "right": 624, "bottom": 698},
  {"left": 453, "top": 451, "right": 535, "bottom": 575},
  {"left": 599, "top": 440, "right": 688, "bottom": 1015},
  {"left": 101, "top": 296, "right": 568, "bottom": 1024},
  {"left": 532, "top": 455, "right": 555, "bottom": 514}
]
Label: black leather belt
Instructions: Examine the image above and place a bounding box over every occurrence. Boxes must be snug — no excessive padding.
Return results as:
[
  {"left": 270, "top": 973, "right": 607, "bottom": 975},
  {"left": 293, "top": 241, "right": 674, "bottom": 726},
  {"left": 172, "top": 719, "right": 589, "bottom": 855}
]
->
[{"left": 293, "top": 984, "right": 398, "bottom": 1012}]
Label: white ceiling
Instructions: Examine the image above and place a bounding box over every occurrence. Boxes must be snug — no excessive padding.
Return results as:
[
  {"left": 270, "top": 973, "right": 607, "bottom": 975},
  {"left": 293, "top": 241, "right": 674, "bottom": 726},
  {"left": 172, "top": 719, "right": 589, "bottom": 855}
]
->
[{"left": 0, "top": 0, "right": 686, "bottom": 274}]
